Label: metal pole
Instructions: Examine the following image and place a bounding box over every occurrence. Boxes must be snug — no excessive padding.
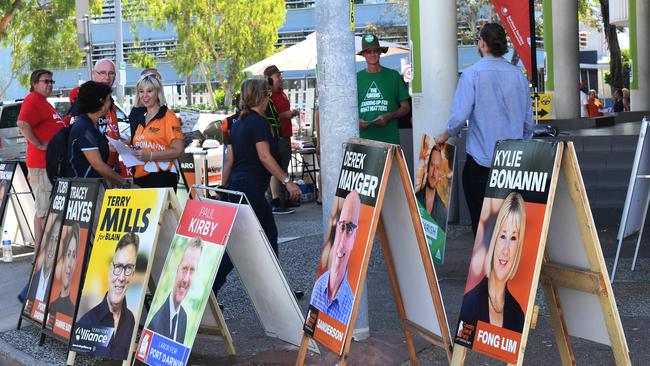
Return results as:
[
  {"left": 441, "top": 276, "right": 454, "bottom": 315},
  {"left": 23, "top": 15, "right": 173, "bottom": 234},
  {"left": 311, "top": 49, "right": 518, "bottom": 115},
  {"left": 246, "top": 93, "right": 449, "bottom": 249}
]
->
[
  {"left": 114, "top": 0, "right": 125, "bottom": 104},
  {"left": 83, "top": 15, "right": 92, "bottom": 80},
  {"left": 316, "top": 0, "right": 368, "bottom": 340}
]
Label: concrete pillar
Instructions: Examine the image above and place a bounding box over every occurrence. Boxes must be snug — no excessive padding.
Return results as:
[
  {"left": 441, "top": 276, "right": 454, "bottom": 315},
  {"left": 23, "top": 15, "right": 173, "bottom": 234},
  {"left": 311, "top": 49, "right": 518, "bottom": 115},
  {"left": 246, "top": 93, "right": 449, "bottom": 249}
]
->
[
  {"left": 409, "top": 0, "right": 457, "bottom": 171},
  {"left": 316, "top": 2, "right": 358, "bottom": 234},
  {"left": 630, "top": 0, "right": 650, "bottom": 110},
  {"left": 550, "top": 0, "right": 580, "bottom": 118},
  {"left": 316, "top": 0, "right": 366, "bottom": 340}
]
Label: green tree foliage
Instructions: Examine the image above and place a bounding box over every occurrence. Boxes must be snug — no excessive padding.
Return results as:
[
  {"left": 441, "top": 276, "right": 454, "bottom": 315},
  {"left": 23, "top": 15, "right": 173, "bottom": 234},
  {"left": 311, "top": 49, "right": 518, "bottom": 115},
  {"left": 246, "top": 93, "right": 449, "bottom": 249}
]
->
[
  {"left": 1, "top": 0, "right": 88, "bottom": 91},
  {"left": 578, "top": 0, "right": 624, "bottom": 91},
  {"left": 126, "top": 0, "right": 285, "bottom": 108},
  {"left": 605, "top": 48, "right": 630, "bottom": 89},
  {"left": 129, "top": 50, "right": 157, "bottom": 69}
]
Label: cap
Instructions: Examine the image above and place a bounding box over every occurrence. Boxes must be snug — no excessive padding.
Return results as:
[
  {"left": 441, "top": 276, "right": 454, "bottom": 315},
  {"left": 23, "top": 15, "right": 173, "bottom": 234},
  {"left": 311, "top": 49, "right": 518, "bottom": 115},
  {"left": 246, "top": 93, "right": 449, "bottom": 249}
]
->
[{"left": 263, "top": 65, "right": 281, "bottom": 77}]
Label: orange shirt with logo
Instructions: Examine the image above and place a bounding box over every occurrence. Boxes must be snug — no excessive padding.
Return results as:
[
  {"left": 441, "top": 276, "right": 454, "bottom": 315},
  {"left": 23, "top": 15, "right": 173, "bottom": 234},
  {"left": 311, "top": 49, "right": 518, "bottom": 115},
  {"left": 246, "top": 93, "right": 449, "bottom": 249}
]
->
[{"left": 132, "top": 107, "right": 183, "bottom": 178}]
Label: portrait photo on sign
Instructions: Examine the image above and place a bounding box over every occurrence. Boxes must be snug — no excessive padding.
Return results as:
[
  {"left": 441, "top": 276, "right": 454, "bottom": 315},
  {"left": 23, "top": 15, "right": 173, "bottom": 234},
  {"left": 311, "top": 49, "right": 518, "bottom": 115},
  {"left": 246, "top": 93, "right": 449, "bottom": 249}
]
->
[
  {"left": 455, "top": 191, "right": 547, "bottom": 359},
  {"left": 73, "top": 232, "right": 146, "bottom": 359},
  {"left": 414, "top": 135, "right": 455, "bottom": 263},
  {"left": 309, "top": 190, "right": 364, "bottom": 327},
  {"left": 24, "top": 212, "right": 63, "bottom": 320},
  {"left": 0, "top": 179, "right": 10, "bottom": 215},
  {"left": 414, "top": 137, "right": 454, "bottom": 228},
  {"left": 144, "top": 235, "right": 225, "bottom": 347},
  {"left": 46, "top": 222, "right": 88, "bottom": 338}
]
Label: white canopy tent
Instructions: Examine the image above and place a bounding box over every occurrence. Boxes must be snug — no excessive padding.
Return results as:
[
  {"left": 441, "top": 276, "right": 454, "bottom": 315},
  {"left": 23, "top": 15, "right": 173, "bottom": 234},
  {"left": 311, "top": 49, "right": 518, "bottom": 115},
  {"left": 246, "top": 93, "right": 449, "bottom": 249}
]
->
[{"left": 244, "top": 32, "right": 409, "bottom": 75}]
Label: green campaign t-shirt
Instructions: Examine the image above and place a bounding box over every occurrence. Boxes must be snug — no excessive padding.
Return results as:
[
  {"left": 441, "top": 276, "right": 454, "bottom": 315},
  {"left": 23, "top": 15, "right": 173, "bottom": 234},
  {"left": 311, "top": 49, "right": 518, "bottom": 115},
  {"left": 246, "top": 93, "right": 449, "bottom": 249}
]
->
[{"left": 357, "top": 67, "right": 410, "bottom": 144}]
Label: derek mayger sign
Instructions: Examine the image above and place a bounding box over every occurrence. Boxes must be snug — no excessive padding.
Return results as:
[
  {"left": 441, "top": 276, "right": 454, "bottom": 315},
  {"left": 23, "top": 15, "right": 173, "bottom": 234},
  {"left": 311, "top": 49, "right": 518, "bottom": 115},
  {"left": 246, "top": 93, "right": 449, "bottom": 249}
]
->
[
  {"left": 455, "top": 140, "right": 557, "bottom": 364},
  {"left": 136, "top": 199, "right": 236, "bottom": 366},
  {"left": 304, "top": 142, "right": 389, "bottom": 355},
  {"left": 70, "top": 189, "right": 163, "bottom": 360}
]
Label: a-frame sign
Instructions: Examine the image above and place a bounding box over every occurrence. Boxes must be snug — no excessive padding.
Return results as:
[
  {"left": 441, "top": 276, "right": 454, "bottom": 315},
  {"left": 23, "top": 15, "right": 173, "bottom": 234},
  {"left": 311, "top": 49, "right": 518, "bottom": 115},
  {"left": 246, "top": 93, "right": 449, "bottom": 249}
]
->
[
  {"left": 66, "top": 188, "right": 233, "bottom": 366},
  {"left": 612, "top": 117, "right": 650, "bottom": 281},
  {"left": 0, "top": 161, "right": 35, "bottom": 249},
  {"left": 297, "top": 138, "right": 453, "bottom": 366},
  {"left": 450, "top": 140, "right": 630, "bottom": 365}
]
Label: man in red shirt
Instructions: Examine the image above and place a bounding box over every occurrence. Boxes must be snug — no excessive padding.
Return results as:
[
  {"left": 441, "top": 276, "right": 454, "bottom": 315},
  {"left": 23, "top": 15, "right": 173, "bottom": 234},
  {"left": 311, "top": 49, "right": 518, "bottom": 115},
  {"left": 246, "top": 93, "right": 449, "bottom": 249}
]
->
[
  {"left": 264, "top": 65, "right": 300, "bottom": 214},
  {"left": 17, "top": 69, "right": 64, "bottom": 251},
  {"left": 68, "top": 59, "right": 121, "bottom": 169}
]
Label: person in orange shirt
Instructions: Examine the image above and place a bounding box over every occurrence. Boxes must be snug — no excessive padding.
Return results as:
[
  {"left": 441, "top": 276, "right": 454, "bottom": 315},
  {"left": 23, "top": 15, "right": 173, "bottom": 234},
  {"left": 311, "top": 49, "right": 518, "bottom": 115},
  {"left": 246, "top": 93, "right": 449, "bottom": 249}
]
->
[
  {"left": 587, "top": 89, "right": 604, "bottom": 117},
  {"left": 130, "top": 75, "right": 185, "bottom": 190}
]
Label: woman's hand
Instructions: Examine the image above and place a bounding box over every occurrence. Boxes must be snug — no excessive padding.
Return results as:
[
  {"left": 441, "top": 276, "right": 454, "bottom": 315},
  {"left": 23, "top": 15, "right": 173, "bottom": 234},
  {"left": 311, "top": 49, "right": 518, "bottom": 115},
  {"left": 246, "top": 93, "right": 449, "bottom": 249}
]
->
[
  {"left": 286, "top": 181, "right": 302, "bottom": 202},
  {"left": 134, "top": 150, "right": 153, "bottom": 162}
]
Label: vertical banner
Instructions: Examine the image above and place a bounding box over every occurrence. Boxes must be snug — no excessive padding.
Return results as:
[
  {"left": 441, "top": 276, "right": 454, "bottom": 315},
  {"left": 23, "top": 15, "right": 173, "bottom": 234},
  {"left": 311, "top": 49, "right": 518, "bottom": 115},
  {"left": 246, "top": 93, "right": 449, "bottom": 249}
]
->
[
  {"left": 0, "top": 162, "right": 16, "bottom": 224},
  {"left": 22, "top": 179, "right": 68, "bottom": 324},
  {"left": 491, "top": 0, "right": 533, "bottom": 77},
  {"left": 414, "top": 135, "right": 455, "bottom": 264},
  {"left": 45, "top": 180, "right": 101, "bottom": 340},
  {"left": 70, "top": 189, "right": 164, "bottom": 360},
  {"left": 454, "top": 140, "right": 558, "bottom": 364},
  {"left": 136, "top": 199, "right": 236, "bottom": 366},
  {"left": 304, "top": 142, "right": 390, "bottom": 355}
]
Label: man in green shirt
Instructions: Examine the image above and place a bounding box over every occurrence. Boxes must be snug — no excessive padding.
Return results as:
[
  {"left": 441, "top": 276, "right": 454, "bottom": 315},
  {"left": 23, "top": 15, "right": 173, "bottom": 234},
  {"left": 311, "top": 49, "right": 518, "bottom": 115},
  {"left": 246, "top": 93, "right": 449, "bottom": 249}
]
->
[{"left": 357, "top": 33, "right": 410, "bottom": 144}]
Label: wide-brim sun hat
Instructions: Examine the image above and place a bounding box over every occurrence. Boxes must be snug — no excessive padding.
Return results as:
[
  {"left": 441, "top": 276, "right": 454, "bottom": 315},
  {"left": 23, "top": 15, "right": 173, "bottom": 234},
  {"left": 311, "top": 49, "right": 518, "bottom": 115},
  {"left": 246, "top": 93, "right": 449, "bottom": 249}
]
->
[{"left": 357, "top": 33, "right": 388, "bottom": 56}]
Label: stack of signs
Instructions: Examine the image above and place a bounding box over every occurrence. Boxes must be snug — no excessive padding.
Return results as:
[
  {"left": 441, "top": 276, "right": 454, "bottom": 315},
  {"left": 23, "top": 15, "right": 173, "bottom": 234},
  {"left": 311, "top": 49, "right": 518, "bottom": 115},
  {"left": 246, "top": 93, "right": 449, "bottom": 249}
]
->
[
  {"left": 136, "top": 199, "right": 236, "bottom": 366},
  {"left": 45, "top": 180, "right": 101, "bottom": 340},
  {"left": 70, "top": 189, "right": 165, "bottom": 360},
  {"left": 22, "top": 180, "right": 68, "bottom": 324},
  {"left": 304, "top": 143, "right": 389, "bottom": 355},
  {"left": 0, "top": 162, "right": 15, "bottom": 223},
  {"left": 414, "top": 135, "right": 455, "bottom": 264},
  {"left": 179, "top": 108, "right": 200, "bottom": 134},
  {"left": 454, "top": 140, "right": 557, "bottom": 363}
]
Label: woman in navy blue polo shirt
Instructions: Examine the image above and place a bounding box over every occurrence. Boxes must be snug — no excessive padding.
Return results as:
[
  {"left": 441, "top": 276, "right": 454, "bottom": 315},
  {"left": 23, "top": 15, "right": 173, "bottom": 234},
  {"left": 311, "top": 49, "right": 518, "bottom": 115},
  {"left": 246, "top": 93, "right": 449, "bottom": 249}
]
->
[
  {"left": 212, "top": 79, "right": 301, "bottom": 295},
  {"left": 68, "top": 81, "right": 129, "bottom": 187}
]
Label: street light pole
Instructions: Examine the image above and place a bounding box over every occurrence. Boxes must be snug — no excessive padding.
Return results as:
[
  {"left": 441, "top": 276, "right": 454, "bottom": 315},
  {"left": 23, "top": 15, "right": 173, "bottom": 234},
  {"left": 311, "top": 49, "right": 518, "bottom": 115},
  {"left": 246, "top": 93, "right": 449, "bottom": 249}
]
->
[
  {"left": 316, "top": 0, "right": 369, "bottom": 340},
  {"left": 115, "top": 0, "right": 125, "bottom": 104}
]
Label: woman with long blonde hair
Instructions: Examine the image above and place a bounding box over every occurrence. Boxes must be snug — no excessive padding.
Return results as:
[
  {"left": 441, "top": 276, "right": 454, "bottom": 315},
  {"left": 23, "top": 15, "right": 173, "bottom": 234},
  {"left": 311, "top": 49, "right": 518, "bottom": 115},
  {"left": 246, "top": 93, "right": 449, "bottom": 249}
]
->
[{"left": 415, "top": 143, "right": 453, "bottom": 228}]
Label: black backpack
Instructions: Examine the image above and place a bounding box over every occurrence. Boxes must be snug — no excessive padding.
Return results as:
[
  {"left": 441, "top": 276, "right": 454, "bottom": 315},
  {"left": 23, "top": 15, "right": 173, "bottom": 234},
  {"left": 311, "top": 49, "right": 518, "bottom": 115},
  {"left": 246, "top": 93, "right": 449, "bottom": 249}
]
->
[{"left": 45, "top": 125, "right": 71, "bottom": 184}]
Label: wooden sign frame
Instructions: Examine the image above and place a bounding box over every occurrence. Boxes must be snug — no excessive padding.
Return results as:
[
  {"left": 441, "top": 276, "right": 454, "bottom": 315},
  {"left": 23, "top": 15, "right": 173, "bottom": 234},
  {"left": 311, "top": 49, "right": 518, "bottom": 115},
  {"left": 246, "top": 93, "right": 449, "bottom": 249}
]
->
[
  {"left": 450, "top": 141, "right": 630, "bottom": 366},
  {"left": 296, "top": 139, "right": 453, "bottom": 366},
  {"left": 65, "top": 188, "right": 234, "bottom": 366}
]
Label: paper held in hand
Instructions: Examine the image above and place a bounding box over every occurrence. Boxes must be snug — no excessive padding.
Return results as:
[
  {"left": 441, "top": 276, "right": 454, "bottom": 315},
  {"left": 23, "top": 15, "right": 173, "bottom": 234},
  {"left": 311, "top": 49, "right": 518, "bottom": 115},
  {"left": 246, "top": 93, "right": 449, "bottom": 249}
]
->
[{"left": 107, "top": 136, "right": 144, "bottom": 167}]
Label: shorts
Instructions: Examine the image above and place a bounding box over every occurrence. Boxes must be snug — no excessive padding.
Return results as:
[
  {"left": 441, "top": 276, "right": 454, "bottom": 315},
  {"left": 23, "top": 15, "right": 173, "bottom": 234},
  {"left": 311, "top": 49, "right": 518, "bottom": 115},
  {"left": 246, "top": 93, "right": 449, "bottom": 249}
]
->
[{"left": 28, "top": 168, "right": 52, "bottom": 217}]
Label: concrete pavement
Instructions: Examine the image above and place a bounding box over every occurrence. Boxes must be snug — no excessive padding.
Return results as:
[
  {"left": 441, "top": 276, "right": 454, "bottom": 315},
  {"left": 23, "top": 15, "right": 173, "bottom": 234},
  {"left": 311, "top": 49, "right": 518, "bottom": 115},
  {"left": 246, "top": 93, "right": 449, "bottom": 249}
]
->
[{"left": 0, "top": 201, "right": 648, "bottom": 365}]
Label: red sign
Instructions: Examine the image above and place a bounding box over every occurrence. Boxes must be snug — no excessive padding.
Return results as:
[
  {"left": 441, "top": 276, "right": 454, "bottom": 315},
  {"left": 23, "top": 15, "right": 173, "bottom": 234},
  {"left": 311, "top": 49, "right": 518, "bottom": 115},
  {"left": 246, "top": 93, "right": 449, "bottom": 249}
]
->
[
  {"left": 177, "top": 199, "right": 237, "bottom": 245},
  {"left": 492, "top": 0, "right": 532, "bottom": 78}
]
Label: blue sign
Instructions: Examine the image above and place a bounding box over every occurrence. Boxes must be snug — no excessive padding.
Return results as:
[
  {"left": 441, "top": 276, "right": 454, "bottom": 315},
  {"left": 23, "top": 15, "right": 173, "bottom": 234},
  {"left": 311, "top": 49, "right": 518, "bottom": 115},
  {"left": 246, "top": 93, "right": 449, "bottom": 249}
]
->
[{"left": 137, "top": 329, "right": 191, "bottom": 366}]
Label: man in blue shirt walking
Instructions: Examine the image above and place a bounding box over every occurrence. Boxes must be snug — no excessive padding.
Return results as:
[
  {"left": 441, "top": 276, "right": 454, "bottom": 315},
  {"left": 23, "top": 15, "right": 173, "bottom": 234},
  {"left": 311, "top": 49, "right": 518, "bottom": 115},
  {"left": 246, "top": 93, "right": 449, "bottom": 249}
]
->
[{"left": 436, "top": 23, "right": 534, "bottom": 235}]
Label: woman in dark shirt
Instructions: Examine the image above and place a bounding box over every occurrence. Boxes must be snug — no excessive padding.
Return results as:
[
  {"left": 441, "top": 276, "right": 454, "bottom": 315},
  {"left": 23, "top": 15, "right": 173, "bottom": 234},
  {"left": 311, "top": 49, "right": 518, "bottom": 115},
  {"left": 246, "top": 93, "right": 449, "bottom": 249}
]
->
[
  {"left": 68, "top": 81, "right": 129, "bottom": 187},
  {"left": 212, "top": 79, "right": 301, "bottom": 294}
]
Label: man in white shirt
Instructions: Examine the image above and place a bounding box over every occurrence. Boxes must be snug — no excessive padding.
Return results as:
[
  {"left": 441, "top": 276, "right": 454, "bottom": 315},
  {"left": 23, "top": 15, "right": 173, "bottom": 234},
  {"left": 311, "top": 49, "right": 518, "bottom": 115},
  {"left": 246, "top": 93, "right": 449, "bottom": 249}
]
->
[{"left": 580, "top": 82, "right": 589, "bottom": 118}]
